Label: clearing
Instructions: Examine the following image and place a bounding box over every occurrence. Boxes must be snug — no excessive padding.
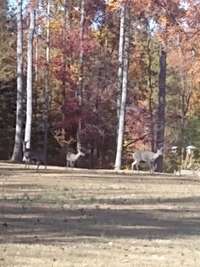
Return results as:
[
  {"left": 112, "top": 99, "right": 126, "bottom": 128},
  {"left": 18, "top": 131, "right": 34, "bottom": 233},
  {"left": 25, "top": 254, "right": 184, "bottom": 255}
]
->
[{"left": 0, "top": 162, "right": 200, "bottom": 267}]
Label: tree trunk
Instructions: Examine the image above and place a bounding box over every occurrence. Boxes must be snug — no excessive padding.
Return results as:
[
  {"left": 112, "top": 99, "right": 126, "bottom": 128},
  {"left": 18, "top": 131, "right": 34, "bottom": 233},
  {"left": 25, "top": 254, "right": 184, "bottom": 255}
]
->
[
  {"left": 35, "top": 0, "right": 41, "bottom": 82},
  {"left": 156, "top": 46, "right": 167, "bottom": 172},
  {"left": 11, "top": 0, "right": 24, "bottom": 162},
  {"left": 116, "top": 3, "right": 125, "bottom": 120},
  {"left": 77, "top": 0, "right": 85, "bottom": 150},
  {"left": 43, "top": 0, "right": 50, "bottom": 166},
  {"left": 178, "top": 46, "right": 192, "bottom": 168},
  {"left": 62, "top": 0, "right": 70, "bottom": 100},
  {"left": 147, "top": 36, "right": 155, "bottom": 151},
  {"left": 115, "top": 3, "right": 130, "bottom": 171},
  {"left": 24, "top": 9, "right": 35, "bottom": 151}
]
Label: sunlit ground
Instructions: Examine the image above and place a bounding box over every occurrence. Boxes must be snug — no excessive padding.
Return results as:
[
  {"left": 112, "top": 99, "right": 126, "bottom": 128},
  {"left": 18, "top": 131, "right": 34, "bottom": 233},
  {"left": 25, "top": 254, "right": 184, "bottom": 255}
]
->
[{"left": 1, "top": 162, "right": 200, "bottom": 267}]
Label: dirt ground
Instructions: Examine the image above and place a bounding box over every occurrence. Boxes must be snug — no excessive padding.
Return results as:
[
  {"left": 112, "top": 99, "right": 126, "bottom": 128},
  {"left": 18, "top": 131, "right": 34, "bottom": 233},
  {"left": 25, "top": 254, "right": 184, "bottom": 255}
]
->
[{"left": 1, "top": 162, "right": 200, "bottom": 267}]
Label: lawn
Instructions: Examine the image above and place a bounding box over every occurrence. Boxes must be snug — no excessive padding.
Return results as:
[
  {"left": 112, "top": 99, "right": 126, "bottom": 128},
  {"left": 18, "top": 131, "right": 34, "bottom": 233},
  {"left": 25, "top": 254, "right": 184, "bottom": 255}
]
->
[{"left": 1, "top": 162, "right": 200, "bottom": 267}]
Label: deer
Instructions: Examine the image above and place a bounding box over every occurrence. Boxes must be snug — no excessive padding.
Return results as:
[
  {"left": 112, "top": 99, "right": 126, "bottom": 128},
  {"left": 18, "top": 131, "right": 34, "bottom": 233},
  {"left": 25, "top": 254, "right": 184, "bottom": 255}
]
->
[
  {"left": 53, "top": 128, "right": 86, "bottom": 167},
  {"left": 131, "top": 147, "right": 163, "bottom": 173},
  {"left": 66, "top": 144, "right": 85, "bottom": 168},
  {"left": 23, "top": 141, "right": 44, "bottom": 170}
]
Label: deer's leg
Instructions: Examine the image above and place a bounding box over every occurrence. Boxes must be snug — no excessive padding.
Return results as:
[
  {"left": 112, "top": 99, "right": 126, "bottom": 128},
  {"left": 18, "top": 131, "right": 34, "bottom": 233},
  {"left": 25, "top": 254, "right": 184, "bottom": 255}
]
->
[
  {"left": 150, "top": 161, "right": 156, "bottom": 174},
  {"left": 71, "top": 161, "right": 75, "bottom": 168},
  {"left": 24, "top": 158, "right": 29, "bottom": 168},
  {"left": 36, "top": 161, "right": 40, "bottom": 171},
  {"left": 131, "top": 160, "right": 136, "bottom": 170},
  {"left": 66, "top": 158, "right": 71, "bottom": 167},
  {"left": 67, "top": 161, "right": 73, "bottom": 168},
  {"left": 132, "top": 160, "right": 139, "bottom": 172},
  {"left": 26, "top": 160, "right": 30, "bottom": 169},
  {"left": 147, "top": 161, "right": 153, "bottom": 174}
]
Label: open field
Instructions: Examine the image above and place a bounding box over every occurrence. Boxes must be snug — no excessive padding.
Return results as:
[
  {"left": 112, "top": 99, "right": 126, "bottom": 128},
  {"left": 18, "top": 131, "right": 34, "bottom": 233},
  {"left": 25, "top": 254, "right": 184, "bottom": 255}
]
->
[{"left": 1, "top": 162, "right": 200, "bottom": 267}]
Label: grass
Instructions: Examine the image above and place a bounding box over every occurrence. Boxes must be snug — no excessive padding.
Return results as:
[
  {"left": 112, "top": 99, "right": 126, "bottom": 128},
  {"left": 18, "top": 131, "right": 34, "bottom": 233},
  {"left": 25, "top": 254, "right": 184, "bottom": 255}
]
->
[{"left": 0, "top": 162, "right": 200, "bottom": 266}]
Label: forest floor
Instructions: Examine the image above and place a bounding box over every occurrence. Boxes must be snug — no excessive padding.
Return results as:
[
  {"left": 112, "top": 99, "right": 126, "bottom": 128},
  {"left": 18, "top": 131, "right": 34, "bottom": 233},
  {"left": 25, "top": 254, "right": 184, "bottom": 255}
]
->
[{"left": 1, "top": 162, "right": 200, "bottom": 267}]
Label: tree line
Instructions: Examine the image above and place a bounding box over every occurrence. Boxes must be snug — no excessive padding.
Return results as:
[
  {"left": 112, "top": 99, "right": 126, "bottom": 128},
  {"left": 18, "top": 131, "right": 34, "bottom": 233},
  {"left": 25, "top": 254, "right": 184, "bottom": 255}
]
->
[{"left": 0, "top": 0, "right": 200, "bottom": 171}]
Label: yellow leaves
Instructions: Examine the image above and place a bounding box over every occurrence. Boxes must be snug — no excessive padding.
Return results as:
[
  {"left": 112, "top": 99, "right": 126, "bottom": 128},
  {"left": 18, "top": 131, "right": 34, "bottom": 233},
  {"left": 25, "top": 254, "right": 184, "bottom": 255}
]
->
[
  {"left": 106, "top": 0, "right": 121, "bottom": 11},
  {"left": 159, "top": 16, "right": 168, "bottom": 28},
  {"left": 189, "top": 60, "right": 200, "bottom": 83},
  {"left": 70, "top": 63, "right": 80, "bottom": 78},
  {"left": 50, "top": 19, "right": 62, "bottom": 31},
  {"left": 92, "top": 27, "right": 108, "bottom": 41}
]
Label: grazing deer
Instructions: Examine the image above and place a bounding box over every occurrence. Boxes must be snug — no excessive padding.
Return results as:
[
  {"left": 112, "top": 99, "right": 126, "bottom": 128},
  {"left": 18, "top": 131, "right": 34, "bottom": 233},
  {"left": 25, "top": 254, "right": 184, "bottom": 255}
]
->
[
  {"left": 132, "top": 147, "right": 163, "bottom": 173},
  {"left": 23, "top": 141, "right": 44, "bottom": 169},
  {"left": 66, "top": 146, "right": 85, "bottom": 167}
]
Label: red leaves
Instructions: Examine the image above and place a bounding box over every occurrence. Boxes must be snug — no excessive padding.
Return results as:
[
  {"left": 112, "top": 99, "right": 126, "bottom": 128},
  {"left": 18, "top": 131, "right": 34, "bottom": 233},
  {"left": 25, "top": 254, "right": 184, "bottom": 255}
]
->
[{"left": 51, "top": 28, "right": 97, "bottom": 57}]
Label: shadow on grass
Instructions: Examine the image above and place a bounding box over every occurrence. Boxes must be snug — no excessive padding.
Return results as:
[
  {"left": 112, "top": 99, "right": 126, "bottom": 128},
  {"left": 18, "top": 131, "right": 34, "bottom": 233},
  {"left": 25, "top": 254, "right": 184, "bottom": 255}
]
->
[
  {"left": 1, "top": 164, "right": 200, "bottom": 245},
  {"left": 1, "top": 196, "right": 200, "bottom": 244}
]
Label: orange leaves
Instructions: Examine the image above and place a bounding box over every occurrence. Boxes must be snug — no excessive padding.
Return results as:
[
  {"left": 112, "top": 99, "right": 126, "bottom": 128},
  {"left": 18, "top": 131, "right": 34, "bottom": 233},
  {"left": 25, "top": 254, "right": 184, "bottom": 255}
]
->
[
  {"left": 106, "top": 0, "right": 121, "bottom": 11},
  {"left": 189, "top": 60, "right": 200, "bottom": 84},
  {"left": 50, "top": 19, "right": 62, "bottom": 32},
  {"left": 106, "top": 0, "right": 153, "bottom": 14},
  {"left": 159, "top": 15, "right": 168, "bottom": 28},
  {"left": 132, "top": 0, "right": 152, "bottom": 14}
]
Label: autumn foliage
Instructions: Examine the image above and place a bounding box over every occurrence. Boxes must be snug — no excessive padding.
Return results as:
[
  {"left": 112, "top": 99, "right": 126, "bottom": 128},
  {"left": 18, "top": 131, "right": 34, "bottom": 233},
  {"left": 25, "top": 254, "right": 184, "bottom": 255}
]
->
[{"left": 1, "top": 0, "right": 200, "bottom": 168}]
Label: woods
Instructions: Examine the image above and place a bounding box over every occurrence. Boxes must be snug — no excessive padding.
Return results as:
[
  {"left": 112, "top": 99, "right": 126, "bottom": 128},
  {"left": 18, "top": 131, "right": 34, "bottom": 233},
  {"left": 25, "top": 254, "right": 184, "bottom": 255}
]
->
[{"left": 1, "top": 0, "right": 200, "bottom": 171}]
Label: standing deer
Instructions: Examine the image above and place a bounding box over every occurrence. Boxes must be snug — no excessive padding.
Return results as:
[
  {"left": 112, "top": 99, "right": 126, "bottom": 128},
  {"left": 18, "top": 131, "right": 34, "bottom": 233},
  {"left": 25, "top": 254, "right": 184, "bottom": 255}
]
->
[
  {"left": 132, "top": 147, "right": 163, "bottom": 173},
  {"left": 66, "top": 146, "right": 85, "bottom": 167},
  {"left": 53, "top": 129, "right": 86, "bottom": 167},
  {"left": 23, "top": 141, "right": 44, "bottom": 169}
]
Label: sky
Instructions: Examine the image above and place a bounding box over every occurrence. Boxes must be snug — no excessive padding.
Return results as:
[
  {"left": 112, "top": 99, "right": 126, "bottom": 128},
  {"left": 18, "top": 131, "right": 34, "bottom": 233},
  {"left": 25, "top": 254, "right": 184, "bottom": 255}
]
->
[
  {"left": 8, "top": 0, "right": 16, "bottom": 7},
  {"left": 8, "top": 0, "right": 27, "bottom": 8}
]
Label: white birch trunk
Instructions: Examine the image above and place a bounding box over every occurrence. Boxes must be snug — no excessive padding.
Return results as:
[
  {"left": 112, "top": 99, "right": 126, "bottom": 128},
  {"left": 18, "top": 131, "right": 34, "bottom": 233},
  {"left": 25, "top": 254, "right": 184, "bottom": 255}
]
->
[
  {"left": 117, "top": 4, "right": 125, "bottom": 120},
  {"left": 77, "top": 0, "right": 85, "bottom": 150},
  {"left": 115, "top": 4, "right": 130, "bottom": 170},
  {"left": 62, "top": 0, "right": 69, "bottom": 100},
  {"left": 11, "top": 0, "right": 23, "bottom": 161},
  {"left": 79, "top": 0, "right": 85, "bottom": 104},
  {"left": 35, "top": 0, "right": 40, "bottom": 82},
  {"left": 24, "top": 9, "right": 35, "bottom": 151},
  {"left": 43, "top": 0, "right": 50, "bottom": 166}
]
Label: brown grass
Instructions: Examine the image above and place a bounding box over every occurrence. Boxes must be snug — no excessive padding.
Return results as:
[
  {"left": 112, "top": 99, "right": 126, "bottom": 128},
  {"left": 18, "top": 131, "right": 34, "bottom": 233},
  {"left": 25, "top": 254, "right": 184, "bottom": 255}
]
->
[{"left": 1, "top": 162, "right": 200, "bottom": 266}]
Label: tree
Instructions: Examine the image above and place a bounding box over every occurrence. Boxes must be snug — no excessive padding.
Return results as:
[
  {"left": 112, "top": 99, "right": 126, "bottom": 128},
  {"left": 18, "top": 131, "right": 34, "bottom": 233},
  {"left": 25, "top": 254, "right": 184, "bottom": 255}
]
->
[
  {"left": 156, "top": 45, "right": 166, "bottom": 171},
  {"left": 43, "top": 0, "right": 51, "bottom": 166},
  {"left": 3, "top": 0, "right": 199, "bottom": 169},
  {"left": 24, "top": 7, "right": 35, "bottom": 152},
  {"left": 0, "top": 0, "right": 16, "bottom": 81},
  {"left": 116, "top": 2, "right": 125, "bottom": 121},
  {"left": 11, "top": 0, "right": 24, "bottom": 162},
  {"left": 76, "top": 0, "right": 85, "bottom": 150},
  {"left": 62, "top": 0, "right": 69, "bottom": 101},
  {"left": 115, "top": 2, "right": 130, "bottom": 170}
]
